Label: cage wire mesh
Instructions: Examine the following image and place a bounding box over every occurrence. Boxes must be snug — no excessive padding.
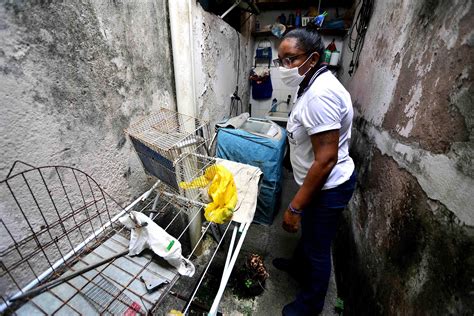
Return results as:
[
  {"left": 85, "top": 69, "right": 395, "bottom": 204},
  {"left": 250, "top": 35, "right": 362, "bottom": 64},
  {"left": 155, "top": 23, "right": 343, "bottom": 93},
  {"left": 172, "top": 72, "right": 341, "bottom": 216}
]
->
[
  {"left": 81, "top": 274, "right": 143, "bottom": 315},
  {"left": 125, "top": 108, "right": 215, "bottom": 206},
  {"left": 0, "top": 162, "right": 125, "bottom": 312}
]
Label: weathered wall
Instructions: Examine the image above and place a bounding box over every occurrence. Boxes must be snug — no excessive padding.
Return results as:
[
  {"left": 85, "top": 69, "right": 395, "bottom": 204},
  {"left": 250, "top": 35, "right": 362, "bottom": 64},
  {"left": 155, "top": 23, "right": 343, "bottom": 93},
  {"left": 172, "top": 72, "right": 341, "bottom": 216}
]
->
[
  {"left": 0, "top": 0, "right": 175, "bottom": 199},
  {"left": 334, "top": 0, "right": 473, "bottom": 314},
  {"left": 192, "top": 3, "right": 253, "bottom": 128}
]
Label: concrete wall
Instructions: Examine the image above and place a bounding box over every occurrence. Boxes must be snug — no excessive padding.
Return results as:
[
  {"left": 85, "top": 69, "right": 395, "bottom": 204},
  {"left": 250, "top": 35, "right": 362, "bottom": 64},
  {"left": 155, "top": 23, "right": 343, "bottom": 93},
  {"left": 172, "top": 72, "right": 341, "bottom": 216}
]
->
[
  {"left": 0, "top": 0, "right": 175, "bottom": 196},
  {"left": 0, "top": 0, "right": 253, "bottom": 296},
  {"left": 193, "top": 2, "right": 253, "bottom": 128},
  {"left": 334, "top": 0, "right": 473, "bottom": 314}
]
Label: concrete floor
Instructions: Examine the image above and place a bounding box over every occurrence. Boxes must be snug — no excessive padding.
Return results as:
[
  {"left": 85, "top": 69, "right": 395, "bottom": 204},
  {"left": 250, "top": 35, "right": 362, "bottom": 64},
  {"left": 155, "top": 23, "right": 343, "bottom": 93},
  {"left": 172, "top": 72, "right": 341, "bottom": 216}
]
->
[{"left": 218, "top": 169, "right": 339, "bottom": 316}]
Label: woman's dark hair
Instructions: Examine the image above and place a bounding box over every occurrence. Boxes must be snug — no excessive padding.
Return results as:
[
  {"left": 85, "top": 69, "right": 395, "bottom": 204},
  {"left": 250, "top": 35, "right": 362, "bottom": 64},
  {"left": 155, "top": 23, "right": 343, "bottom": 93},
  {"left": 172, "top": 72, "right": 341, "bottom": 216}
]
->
[{"left": 283, "top": 21, "right": 325, "bottom": 59}]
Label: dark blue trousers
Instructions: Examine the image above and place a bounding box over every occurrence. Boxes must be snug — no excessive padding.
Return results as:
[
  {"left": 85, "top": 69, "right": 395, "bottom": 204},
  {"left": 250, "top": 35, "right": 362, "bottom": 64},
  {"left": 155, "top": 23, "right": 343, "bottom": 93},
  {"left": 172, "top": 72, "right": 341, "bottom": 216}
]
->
[{"left": 284, "top": 171, "right": 356, "bottom": 316}]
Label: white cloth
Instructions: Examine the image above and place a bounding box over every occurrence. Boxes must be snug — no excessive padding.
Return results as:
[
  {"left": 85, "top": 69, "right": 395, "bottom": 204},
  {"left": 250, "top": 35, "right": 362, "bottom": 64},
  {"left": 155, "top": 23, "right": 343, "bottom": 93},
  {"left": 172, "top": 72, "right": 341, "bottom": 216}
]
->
[
  {"left": 215, "top": 158, "right": 262, "bottom": 224},
  {"left": 286, "top": 71, "right": 354, "bottom": 189},
  {"left": 216, "top": 112, "right": 250, "bottom": 129},
  {"left": 119, "top": 211, "right": 195, "bottom": 277}
]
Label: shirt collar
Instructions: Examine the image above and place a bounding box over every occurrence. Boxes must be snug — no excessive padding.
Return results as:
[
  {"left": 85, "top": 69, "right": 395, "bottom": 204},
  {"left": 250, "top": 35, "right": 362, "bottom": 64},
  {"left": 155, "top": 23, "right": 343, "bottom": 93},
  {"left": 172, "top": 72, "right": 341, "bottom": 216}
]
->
[{"left": 297, "top": 65, "right": 328, "bottom": 98}]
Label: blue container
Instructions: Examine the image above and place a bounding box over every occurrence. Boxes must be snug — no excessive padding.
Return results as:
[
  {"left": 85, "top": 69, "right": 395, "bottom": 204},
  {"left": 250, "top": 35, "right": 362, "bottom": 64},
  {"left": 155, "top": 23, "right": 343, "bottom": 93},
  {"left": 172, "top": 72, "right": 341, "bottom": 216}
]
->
[
  {"left": 130, "top": 137, "right": 179, "bottom": 190},
  {"left": 216, "top": 123, "right": 286, "bottom": 225}
]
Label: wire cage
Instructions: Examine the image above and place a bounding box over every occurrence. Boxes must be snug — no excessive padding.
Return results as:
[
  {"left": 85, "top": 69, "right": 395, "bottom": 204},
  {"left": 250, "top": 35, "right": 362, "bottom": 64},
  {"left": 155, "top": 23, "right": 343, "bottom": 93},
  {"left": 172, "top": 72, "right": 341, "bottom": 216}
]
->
[
  {"left": 125, "top": 108, "right": 212, "bottom": 191},
  {"left": 125, "top": 108, "right": 217, "bottom": 207},
  {"left": 0, "top": 109, "right": 248, "bottom": 315},
  {"left": 0, "top": 161, "right": 205, "bottom": 315}
]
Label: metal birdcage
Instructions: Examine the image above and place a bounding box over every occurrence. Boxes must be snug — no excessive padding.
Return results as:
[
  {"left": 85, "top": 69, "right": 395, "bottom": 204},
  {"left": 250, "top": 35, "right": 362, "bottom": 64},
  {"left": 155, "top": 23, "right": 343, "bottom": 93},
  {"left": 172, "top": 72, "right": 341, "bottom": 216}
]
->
[{"left": 125, "top": 108, "right": 215, "bottom": 204}]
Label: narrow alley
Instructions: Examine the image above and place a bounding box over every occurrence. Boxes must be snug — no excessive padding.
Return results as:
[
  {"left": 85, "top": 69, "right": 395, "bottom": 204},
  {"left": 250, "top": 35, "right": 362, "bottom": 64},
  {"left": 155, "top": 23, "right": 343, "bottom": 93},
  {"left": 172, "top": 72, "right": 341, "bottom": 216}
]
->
[{"left": 0, "top": 0, "right": 472, "bottom": 315}]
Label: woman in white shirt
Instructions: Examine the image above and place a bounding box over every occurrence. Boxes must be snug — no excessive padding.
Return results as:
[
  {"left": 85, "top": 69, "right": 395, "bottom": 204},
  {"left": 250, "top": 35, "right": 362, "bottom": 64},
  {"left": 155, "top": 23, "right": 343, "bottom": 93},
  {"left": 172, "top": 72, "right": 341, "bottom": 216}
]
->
[{"left": 272, "top": 23, "right": 356, "bottom": 316}]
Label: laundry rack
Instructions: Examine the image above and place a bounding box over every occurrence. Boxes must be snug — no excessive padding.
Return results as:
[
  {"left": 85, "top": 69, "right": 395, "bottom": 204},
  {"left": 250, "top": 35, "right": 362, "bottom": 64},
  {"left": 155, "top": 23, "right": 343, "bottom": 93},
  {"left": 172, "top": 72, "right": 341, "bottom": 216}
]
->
[{"left": 0, "top": 108, "right": 262, "bottom": 315}]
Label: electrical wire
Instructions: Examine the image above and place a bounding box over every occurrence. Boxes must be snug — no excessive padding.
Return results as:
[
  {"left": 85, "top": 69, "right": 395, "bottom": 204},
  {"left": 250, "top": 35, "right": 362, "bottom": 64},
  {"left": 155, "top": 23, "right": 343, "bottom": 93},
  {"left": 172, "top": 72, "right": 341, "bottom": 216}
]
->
[
  {"left": 348, "top": 0, "right": 374, "bottom": 76},
  {"left": 236, "top": 27, "right": 240, "bottom": 86}
]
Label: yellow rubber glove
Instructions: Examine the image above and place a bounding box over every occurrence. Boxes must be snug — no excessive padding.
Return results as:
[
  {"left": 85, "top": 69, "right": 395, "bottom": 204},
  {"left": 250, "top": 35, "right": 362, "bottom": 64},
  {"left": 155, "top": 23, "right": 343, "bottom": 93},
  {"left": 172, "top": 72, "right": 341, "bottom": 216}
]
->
[{"left": 179, "top": 165, "right": 237, "bottom": 224}]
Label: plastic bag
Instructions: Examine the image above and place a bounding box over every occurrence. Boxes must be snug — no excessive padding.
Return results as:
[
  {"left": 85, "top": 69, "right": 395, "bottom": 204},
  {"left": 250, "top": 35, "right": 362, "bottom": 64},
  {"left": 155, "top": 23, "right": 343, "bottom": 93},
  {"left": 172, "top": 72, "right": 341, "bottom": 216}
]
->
[
  {"left": 179, "top": 165, "right": 237, "bottom": 224},
  {"left": 119, "top": 211, "right": 195, "bottom": 277}
]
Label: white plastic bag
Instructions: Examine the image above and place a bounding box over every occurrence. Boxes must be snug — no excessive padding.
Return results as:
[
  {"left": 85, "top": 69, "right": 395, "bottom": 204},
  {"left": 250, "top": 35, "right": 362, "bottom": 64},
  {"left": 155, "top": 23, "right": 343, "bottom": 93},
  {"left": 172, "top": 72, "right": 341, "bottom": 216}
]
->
[{"left": 119, "top": 211, "right": 195, "bottom": 277}]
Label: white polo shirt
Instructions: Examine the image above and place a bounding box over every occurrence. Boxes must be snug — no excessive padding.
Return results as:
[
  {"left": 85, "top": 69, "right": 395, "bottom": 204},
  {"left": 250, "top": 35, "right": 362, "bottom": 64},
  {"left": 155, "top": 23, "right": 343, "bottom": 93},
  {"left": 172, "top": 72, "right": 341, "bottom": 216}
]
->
[{"left": 287, "top": 70, "right": 354, "bottom": 189}]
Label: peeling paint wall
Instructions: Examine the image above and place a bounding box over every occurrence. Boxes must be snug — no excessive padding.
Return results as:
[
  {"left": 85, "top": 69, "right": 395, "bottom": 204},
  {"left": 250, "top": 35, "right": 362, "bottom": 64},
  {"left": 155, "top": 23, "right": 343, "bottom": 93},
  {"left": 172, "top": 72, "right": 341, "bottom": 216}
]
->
[
  {"left": 192, "top": 3, "right": 253, "bottom": 128},
  {"left": 0, "top": 0, "right": 175, "bottom": 240},
  {"left": 335, "top": 0, "right": 473, "bottom": 314}
]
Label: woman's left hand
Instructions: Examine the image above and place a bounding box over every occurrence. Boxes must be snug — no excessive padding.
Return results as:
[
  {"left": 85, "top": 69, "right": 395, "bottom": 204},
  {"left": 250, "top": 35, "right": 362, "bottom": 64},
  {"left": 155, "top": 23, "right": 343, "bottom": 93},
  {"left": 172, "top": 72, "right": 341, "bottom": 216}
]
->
[{"left": 282, "top": 208, "right": 301, "bottom": 233}]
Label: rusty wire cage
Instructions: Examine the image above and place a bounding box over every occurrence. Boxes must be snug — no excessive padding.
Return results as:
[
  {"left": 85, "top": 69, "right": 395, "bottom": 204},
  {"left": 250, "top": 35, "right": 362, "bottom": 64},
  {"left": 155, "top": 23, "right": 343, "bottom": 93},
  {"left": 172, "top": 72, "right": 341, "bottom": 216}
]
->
[
  {"left": 0, "top": 161, "right": 204, "bottom": 315},
  {"left": 125, "top": 108, "right": 214, "bottom": 191},
  {"left": 125, "top": 108, "right": 215, "bottom": 205}
]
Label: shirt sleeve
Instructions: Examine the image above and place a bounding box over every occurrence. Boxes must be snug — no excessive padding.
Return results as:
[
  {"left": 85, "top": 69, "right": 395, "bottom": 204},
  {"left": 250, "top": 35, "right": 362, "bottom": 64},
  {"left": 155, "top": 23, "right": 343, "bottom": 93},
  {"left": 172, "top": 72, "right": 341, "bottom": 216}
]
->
[{"left": 300, "top": 91, "right": 341, "bottom": 135}]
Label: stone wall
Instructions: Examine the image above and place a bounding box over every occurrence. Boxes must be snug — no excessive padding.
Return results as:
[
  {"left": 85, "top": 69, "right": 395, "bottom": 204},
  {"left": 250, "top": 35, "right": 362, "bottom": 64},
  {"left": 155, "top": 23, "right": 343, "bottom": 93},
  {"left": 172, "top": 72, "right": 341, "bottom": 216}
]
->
[{"left": 334, "top": 0, "right": 473, "bottom": 314}]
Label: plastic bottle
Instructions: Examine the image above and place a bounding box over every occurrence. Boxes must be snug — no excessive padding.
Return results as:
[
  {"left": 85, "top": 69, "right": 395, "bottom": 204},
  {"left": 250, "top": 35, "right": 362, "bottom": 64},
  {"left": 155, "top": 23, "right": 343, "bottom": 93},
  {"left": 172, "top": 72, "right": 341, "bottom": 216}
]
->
[
  {"left": 295, "top": 10, "right": 301, "bottom": 27},
  {"left": 270, "top": 98, "right": 278, "bottom": 112},
  {"left": 321, "top": 49, "right": 332, "bottom": 65},
  {"left": 288, "top": 13, "right": 295, "bottom": 26},
  {"left": 329, "top": 50, "right": 340, "bottom": 66},
  {"left": 279, "top": 13, "right": 287, "bottom": 25}
]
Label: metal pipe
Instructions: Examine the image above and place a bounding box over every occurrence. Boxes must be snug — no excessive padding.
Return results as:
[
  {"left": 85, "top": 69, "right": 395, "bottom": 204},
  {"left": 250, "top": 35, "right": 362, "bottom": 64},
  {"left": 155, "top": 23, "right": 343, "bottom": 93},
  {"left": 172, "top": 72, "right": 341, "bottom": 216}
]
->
[
  {"left": 208, "top": 222, "right": 250, "bottom": 315},
  {"left": 161, "top": 191, "right": 206, "bottom": 207},
  {"left": 9, "top": 250, "right": 129, "bottom": 302},
  {"left": 224, "top": 227, "right": 238, "bottom": 274},
  {"left": 219, "top": 0, "right": 241, "bottom": 19},
  {"left": 168, "top": 0, "right": 202, "bottom": 254},
  {"left": 182, "top": 221, "right": 233, "bottom": 315}
]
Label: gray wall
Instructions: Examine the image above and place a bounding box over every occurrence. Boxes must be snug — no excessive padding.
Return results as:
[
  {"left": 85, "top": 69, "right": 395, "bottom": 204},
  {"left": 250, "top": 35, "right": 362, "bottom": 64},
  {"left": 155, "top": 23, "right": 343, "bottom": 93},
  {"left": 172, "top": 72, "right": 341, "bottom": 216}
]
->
[
  {"left": 193, "top": 3, "right": 253, "bottom": 128},
  {"left": 335, "top": 0, "right": 473, "bottom": 314},
  {"left": 0, "top": 0, "right": 177, "bottom": 293},
  {"left": 0, "top": 0, "right": 175, "bottom": 199}
]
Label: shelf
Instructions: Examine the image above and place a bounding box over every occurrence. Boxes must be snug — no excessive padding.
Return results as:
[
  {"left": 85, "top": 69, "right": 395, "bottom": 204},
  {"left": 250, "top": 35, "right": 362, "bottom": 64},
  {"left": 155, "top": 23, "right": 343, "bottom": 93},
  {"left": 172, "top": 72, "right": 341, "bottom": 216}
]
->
[
  {"left": 252, "top": 27, "right": 349, "bottom": 37},
  {"left": 255, "top": 0, "right": 354, "bottom": 10}
]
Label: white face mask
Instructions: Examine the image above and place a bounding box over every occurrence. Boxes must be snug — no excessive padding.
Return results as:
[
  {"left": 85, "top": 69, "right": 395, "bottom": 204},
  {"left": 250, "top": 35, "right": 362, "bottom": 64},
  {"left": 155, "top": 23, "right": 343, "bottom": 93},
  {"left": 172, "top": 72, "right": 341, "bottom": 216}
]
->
[{"left": 277, "top": 53, "right": 315, "bottom": 87}]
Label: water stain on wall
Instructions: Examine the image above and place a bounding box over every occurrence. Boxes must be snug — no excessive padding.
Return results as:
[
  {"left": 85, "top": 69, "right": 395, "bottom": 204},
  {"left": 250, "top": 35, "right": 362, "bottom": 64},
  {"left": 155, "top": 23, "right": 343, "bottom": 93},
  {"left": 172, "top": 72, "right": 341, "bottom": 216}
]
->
[{"left": 382, "top": 0, "right": 472, "bottom": 154}]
